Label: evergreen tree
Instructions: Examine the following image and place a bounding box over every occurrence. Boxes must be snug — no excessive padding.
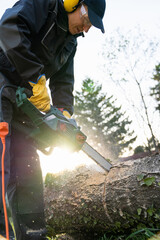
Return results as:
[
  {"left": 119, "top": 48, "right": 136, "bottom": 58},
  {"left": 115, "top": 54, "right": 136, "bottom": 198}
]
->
[
  {"left": 150, "top": 63, "right": 160, "bottom": 111},
  {"left": 74, "top": 78, "right": 136, "bottom": 160}
]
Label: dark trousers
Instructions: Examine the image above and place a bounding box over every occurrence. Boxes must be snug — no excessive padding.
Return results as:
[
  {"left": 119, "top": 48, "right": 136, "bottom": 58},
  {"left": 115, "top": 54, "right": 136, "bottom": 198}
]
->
[{"left": 0, "top": 97, "right": 47, "bottom": 239}]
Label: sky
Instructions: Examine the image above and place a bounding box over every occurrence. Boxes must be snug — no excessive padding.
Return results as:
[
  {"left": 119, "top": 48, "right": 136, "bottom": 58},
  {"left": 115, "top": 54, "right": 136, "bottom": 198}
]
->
[
  {"left": 0, "top": 0, "right": 160, "bottom": 171},
  {"left": 75, "top": 0, "right": 160, "bottom": 87}
]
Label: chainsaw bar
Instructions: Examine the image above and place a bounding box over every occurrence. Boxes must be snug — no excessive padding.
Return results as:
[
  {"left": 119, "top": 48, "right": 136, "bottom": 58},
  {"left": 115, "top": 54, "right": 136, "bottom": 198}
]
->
[{"left": 82, "top": 142, "right": 112, "bottom": 172}]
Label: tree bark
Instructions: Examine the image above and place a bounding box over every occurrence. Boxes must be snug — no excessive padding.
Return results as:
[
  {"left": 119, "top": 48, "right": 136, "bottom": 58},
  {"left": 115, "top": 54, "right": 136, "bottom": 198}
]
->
[{"left": 44, "top": 154, "right": 160, "bottom": 239}]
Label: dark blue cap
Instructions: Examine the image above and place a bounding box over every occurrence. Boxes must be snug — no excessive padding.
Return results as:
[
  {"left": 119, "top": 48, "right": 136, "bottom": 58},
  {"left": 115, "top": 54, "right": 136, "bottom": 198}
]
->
[{"left": 84, "top": 0, "right": 106, "bottom": 33}]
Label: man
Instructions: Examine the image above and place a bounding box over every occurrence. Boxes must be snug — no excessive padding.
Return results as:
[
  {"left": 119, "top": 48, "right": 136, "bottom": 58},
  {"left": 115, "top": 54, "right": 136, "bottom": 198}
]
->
[{"left": 0, "top": 0, "right": 106, "bottom": 239}]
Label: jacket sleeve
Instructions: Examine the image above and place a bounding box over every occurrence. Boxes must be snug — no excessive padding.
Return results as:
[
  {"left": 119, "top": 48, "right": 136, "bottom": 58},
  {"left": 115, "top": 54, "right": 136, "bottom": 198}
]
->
[
  {"left": 49, "top": 47, "right": 77, "bottom": 115},
  {"left": 0, "top": 0, "right": 50, "bottom": 84}
]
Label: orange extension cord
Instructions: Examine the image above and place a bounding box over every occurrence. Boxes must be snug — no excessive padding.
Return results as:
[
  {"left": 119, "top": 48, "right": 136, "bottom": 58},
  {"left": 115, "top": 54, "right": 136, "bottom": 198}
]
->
[{"left": 0, "top": 122, "right": 9, "bottom": 240}]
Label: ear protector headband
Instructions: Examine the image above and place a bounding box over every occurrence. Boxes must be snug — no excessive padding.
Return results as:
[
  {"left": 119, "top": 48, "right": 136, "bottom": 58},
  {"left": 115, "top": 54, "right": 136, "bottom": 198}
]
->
[{"left": 64, "top": 0, "right": 83, "bottom": 13}]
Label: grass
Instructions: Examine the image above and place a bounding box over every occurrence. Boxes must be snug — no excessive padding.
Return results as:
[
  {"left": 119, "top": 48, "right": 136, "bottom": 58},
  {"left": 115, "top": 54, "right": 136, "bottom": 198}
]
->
[
  {"left": 46, "top": 228, "right": 160, "bottom": 240},
  {"left": 99, "top": 228, "right": 160, "bottom": 240}
]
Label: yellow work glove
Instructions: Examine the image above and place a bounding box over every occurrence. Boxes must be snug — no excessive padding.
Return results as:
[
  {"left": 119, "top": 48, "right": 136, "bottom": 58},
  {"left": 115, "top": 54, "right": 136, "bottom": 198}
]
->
[
  {"left": 58, "top": 108, "right": 71, "bottom": 118},
  {"left": 60, "top": 108, "right": 78, "bottom": 127},
  {"left": 63, "top": 110, "right": 71, "bottom": 118},
  {"left": 28, "top": 75, "right": 51, "bottom": 113}
]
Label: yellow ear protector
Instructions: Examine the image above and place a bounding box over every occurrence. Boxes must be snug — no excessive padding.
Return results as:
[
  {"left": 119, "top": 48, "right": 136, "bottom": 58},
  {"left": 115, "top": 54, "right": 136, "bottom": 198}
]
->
[{"left": 64, "top": 0, "right": 83, "bottom": 13}]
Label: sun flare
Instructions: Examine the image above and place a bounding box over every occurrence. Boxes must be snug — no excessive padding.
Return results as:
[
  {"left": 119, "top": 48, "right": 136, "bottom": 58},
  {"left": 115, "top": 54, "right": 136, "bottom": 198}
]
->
[{"left": 39, "top": 147, "right": 94, "bottom": 177}]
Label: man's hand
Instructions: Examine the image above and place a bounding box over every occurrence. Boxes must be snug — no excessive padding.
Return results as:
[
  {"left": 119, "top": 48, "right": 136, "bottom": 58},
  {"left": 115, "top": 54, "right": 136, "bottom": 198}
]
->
[
  {"left": 63, "top": 110, "right": 71, "bottom": 118},
  {"left": 58, "top": 108, "right": 78, "bottom": 127},
  {"left": 28, "top": 75, "right": 51, "bottom": 112},
  {"left": 58, "top": 108, "right": 71, "bottom": 118}
]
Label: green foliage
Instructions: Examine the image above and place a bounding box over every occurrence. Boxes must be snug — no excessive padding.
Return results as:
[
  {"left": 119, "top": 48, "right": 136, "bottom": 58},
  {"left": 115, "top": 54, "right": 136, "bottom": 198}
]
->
[
  {"left": 134, "top": 137, "right": 160, "bottom": 153},
  {"left": 150, "top": 63, "right": 160, "bottom": 111},
  {"left": 137, "top": 208, "right": 142, "bottom": 216},
  {"left": 142, "top": 177, "right": 156, "bottom": 186},
  {"left": 137, "top": 174, "right": 156, "bottom": 186},
  {"left": 74, "top": 78, "right": 136, "bottom": 160},
  {"left": 126, "top": 228, "right": 158, "bottom": 240},
  {"left": 99, "top": 228, "right": 160, "bottom": 240},
  {"left": 137, "top": 174, "right": 145, "bottom": 181},
  {"left": 144, "top": 137, "right": 160, "bottom": 152},
  {"left": 134, "top": 146, "right": 145, "bottom": 154}
]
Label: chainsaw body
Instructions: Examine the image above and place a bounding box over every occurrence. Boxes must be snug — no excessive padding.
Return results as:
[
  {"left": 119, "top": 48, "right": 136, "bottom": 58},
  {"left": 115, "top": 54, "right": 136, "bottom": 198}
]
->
[
  {"left": 15, "top": 87, "right": 87, "bottom": 154},
  {"left": 14, "top": 87, "right": 112, "bottom": 171}
]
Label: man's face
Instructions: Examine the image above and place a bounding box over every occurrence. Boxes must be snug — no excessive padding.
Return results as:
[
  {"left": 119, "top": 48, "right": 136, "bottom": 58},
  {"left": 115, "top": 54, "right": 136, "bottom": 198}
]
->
[{"left": 68, "top": 4, "right": 92, "bottom": 35}]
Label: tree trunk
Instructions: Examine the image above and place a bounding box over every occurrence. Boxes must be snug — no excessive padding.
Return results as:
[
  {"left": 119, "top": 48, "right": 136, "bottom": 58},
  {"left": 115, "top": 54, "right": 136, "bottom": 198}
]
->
[{"left": 44, "top": 154, "right": 160, "bottom": 239}]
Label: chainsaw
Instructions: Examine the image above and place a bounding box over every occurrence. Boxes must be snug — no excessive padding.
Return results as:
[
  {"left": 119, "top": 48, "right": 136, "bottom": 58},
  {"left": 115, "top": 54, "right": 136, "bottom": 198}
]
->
[{"left": 13, "top": 87, "right": 112, "bottom": 172}]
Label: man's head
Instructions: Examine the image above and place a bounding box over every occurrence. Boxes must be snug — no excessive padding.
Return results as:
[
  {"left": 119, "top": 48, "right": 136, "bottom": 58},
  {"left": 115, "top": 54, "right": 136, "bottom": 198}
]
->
[{"left": 64, "top": 0, "right": 106, "bottom": 35}]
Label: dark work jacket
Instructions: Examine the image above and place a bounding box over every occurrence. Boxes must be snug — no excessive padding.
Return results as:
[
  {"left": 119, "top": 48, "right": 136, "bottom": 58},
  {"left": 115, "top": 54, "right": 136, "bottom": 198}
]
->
[{"left": 0, "top": 0, "right": 82, "bottom": 114}]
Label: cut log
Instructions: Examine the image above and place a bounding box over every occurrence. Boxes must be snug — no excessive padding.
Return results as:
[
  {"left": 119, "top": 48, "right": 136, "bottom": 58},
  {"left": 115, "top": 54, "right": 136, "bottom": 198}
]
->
[{"left": 44, "top": 154, "right": 160, "bottom": 239}]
